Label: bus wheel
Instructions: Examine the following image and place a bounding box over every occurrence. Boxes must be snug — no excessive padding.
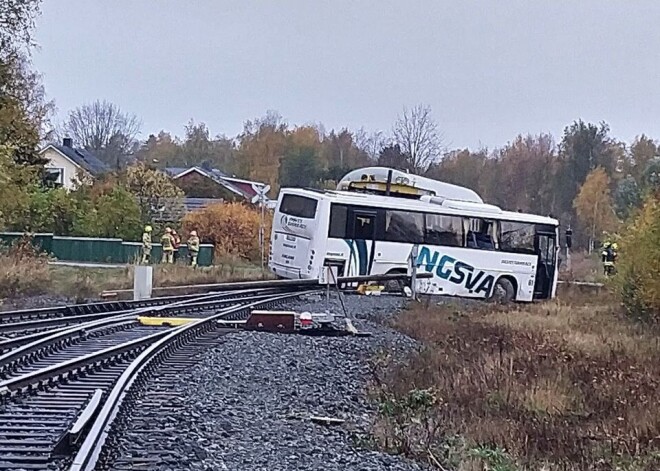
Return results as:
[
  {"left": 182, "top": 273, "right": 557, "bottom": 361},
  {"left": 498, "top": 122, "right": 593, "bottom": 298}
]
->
[{"left": 490, "top": 278, "right": 515, "bottom": 303}]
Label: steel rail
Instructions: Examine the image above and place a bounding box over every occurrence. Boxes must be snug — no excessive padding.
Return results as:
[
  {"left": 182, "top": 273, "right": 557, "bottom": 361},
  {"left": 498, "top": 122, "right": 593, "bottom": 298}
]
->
[
  {"left": 69, "top": 290, "right": 315, "bottom": 471},
  {"left": 0, "top": 328, "right": 172, "bottom": 394},
  {"left": 0, "top": 286, "right": 291, "bottom": 324},
  {"left": 0, "top": 287, "right": 286, "bottom": 336},
  {"left": 102, "top": 272, "right": 431, "bottom": 295},
  {"left": 0, "top": 290, "right": 296, "bottom": 379}
]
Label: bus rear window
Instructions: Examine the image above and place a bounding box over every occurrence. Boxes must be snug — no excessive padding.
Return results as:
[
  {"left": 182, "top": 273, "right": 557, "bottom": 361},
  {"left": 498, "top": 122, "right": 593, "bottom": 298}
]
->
[{"left": 279, "top": 194, "right": 318, "bottom": 219}]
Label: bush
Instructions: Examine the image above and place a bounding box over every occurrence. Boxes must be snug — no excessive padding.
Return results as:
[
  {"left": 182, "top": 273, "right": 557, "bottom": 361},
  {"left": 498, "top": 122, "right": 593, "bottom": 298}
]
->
[
  {"left": 615, "top": 195, "right": 660, "bottom": 321},
  {"left": 182, "top": 202, "right": 271, "bottom": 261},
  {"left": 72, "top": 186, "right": 142, "bottom": 240},
  {"left": 0, "top": 236, "right": 50, "bottom": 298}
]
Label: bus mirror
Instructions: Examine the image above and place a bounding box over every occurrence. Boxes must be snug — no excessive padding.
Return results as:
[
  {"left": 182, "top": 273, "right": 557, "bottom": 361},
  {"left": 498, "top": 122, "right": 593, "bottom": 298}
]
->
[{"left": 565, "top": 228, "right": 573, "bottom": 249}]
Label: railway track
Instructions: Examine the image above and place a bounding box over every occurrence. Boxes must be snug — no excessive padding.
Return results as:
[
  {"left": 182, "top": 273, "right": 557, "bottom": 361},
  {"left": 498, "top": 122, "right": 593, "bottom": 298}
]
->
[
  {"left": 0, "top": 273, "right": 414, "bottom": 470},
  {"left": 0, "top": 287, "right": 291, "bottom": 353},
  {"left": 0, "top": 290, "right": 310, "bottom": 470},
  {"left": 0, "top": 289, "right": 296, "bottom": 380}
]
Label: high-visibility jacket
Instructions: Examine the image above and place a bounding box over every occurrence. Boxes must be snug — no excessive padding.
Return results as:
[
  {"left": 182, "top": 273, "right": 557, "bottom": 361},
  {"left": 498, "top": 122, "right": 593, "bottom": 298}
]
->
[
  {"left": 142, "top": 232, "right": 152, "bottom": 249},
  {"left": 161, "top": 234, "right": 174, "bottom": 251},
  {"left": 188, "top": 236, "right": 200, "bottom": 253}
]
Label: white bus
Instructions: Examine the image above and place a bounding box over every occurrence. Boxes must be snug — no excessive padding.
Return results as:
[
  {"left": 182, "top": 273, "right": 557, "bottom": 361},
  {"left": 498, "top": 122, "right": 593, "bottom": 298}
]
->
[{"left": 269, "top": 181, "right": 559, "bottom": 302}]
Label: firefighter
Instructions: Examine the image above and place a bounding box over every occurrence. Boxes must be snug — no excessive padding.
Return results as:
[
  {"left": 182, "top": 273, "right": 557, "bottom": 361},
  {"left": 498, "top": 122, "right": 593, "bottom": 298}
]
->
[
  {"left": 601, "top": 241, "right": 615, "bottom": 276},
  {"left": 141, "top": 225, "right": 153, "bottom": 264},
  {"left": 161, "top": 227, "right": 174, "bottom": 264},
  {"left": 171, "top": 229, "right": 181, "bottom": 263},
  {"left": 187, "top": 230, "right": 200, "bottom": 267}
]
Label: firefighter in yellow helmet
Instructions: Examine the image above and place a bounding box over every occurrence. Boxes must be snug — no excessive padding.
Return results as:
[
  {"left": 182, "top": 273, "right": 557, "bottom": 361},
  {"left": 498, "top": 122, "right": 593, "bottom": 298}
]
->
[
  {"left": 161, "top": 227, "right": 174, "bottom": 264},
  {"left": 141, "top": 225, "right": 153, "bottom": 264},
  {"left": 187, "top": 230, "right": 200, "bottom": 267},
  {"left": 601, "top": 241, "right": 616, "bottom": 276}
]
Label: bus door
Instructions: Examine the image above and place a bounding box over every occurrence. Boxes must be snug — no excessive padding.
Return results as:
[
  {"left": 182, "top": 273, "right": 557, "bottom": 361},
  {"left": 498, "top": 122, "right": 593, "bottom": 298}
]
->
[
  {"left": 348, "top": 209, "right": 377, "bottom": 276},
  {"left": 534, "top": 230, "right": 557, "bottom": 299}
]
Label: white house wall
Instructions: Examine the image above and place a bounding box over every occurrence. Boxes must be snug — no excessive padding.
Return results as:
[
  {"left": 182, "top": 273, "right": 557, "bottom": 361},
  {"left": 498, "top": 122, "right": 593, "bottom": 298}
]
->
[{"left": 42, "top": 148, "right": 88, "bottom": 190}]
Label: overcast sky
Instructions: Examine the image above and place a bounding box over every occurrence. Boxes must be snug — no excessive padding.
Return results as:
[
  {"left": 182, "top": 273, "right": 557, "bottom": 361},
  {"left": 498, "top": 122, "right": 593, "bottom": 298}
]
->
[{"left": 33, "top": 1, "right": 659, "bottom": 149}]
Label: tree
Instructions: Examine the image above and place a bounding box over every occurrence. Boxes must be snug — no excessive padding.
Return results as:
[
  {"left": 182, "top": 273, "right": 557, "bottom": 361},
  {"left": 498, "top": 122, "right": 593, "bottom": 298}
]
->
[
  {"left": 0, "top": 144, "right": 38, "bottom": 229},
  {"left": 392, "top": 104, "right": 443, "bottom": 173},
  {"left": 425, "top": 148, "right": 488, "bottom": 196},
  {"left": 614, "top": 175, "right": 642, "bottom": 220},
  {"left": 557, "top": 121, "right": 621, "bottom": 206},
  {"left": 0, "top": 58, "right": 53, "bottom": 166},
  {"left": 0, "top": 0, "right": 42, "bottom": 54},
  {"left": 615, "top": 194, "right": 660, "bottom": 321},
  {"left": 642, "top": 157, "right": 660, "bottom": 194},
  {"left": 491, "top": 134, "right": 557, "bottom": 214},
  {"left": 60, "top": 100, "right": 142, "bottom": 170},
  {"left": 0, "top": 0, "right": 53, "bottom": 168},
  {"left": 135, "top": 131, "right": 182, "bottom": 167},
  {"left": 573, "top": 167, "right": 618, "bottom": 252},
  {"left": 354, "top": 127, "right": 385, "bottom": 162},
  {"left": 629, "top": 135, "right": 658, "bottom": 183},
  {"left": 121, "top": 164, "right": 184, "bottom": 223},
  {"left": 236, "top": 111, "right": 287, "bottom": 194},
  {"left": 377, "top": 144, "right": 411, "bottom": 171},
  {"left": 280, "top": 147, "right": 322, "bottom": 188}
]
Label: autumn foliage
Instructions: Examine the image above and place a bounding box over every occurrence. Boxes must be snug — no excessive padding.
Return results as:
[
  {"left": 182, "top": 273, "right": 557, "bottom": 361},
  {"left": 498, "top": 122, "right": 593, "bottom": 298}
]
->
[
  {"left": 616, "top": 195, "right": 660, "bottom": 322},
  {"left": 182, "top": 202, "right": 271, "bottom": 262},
  {"left": 572, "top": 167, "right": 619, "bottom": 249}
]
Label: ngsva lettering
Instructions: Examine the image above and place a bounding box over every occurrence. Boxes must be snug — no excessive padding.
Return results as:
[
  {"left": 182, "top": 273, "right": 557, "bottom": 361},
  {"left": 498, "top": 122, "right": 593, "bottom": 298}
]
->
[{"left": 416, "top": 247, "right": 494, "bottom": 296}]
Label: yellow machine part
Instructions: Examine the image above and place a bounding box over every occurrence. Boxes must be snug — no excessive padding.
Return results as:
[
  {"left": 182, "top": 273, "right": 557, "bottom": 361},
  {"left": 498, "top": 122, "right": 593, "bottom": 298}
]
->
[
  {"left": 137, "top": 316, "right": 200, "bottom": 327},
  {"left": 347, "top": 181, "right": 431, "bottom": 196},
  {"left": 356, "top": 284, "right": 384, "bottom": 295}
]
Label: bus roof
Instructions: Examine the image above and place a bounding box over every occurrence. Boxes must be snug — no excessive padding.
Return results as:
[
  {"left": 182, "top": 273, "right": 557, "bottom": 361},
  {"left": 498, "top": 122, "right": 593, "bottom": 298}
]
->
[{"left": 280, "top": 187, "right": 559, "bottom": 226}]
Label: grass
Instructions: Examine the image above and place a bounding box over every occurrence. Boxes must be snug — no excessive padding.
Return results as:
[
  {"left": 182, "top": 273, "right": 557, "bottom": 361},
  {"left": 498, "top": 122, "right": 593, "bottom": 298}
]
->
[
  {"left": 560, "top": 251, "right": 605, "bottom": 283},
  {"left": 1, "top": 251, "right": 270, "bottom": 302},
  {"left": 370, "top": 292, "right": 660, "bottom": 470},
  {"left": 0, "top": 241, "right": 50, "bottom": 298}
]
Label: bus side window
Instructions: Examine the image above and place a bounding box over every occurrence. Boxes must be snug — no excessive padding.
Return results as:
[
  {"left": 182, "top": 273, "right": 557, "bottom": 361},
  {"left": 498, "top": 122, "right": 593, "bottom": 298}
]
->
[
  {"left": 424, "top": 214, "right": 462, "bottom": 247},
  {"left": 328, "top": 205, "right": 348, "bottom": 238},
  {"left": 384, "top": 210, "right": 424, "bottom": 243},
  {"left": 466, "top": 218, "right": 496, "bottom": 250}
]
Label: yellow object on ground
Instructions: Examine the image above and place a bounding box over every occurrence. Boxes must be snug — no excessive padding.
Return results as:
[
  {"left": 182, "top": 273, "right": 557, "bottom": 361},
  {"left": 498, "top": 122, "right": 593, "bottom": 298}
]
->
[
  {"left": 138, "top": 316, "right": 200, "bottom": 327},
  {"left": 356, "top": 284, "right": 384, "bottom": 295}
]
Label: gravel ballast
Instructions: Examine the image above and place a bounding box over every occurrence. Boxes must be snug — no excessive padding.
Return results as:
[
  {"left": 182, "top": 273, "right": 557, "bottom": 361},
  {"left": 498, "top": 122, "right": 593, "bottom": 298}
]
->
[{"left": 110, "top": 293, "right": 426, "bottom": 471}]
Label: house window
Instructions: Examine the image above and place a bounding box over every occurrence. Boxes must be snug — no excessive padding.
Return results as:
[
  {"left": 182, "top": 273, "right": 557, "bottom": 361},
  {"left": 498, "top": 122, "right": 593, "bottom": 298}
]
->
[{"left": 46, "top": 168, "right": 65, "bottom": 187}]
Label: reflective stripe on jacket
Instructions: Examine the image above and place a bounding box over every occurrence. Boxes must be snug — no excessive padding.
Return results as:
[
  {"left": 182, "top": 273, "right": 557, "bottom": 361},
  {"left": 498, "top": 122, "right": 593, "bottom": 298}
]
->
[
  {"left": 188, "top": 236, "right": 200, "bottom": 253},
  {"left": 161, "top": 234, "right": 174, "bottom": 250}
]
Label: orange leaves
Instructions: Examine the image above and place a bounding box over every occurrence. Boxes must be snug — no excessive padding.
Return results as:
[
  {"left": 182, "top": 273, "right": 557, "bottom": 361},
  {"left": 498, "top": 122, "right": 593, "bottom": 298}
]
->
[
  {"left": 573, "top": 167, "right": 619, "bottom": 240},
  {"left": 616, "top": 195, "right": 660, "bottom": 320},
  {"left": 182, "top": 202, "right": 272, "bottom": 262}
]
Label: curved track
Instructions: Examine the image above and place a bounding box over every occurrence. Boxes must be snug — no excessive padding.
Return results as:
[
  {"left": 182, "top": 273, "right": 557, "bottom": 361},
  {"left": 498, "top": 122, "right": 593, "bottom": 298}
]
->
[
  {"left": 0, "top": 290, "right": 312, "bottom": 470},
  {"left": 0, "top": 288, "right": 290, "bottom": 354}
]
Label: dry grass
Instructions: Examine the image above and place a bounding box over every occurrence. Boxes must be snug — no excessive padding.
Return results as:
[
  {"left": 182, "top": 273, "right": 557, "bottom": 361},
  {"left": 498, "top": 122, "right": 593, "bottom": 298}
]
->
[
  {"left": 0, "top": 240, "right": 51, "bottom": 298},
  {"left": 371, "top": 293, "right": 660, "bottom": 470},
  {"left": 39, "top": 257, "right": 270, "bottom": 300},
  {"left": 560, "top": 251, "right": 604, "bottom": 282}
]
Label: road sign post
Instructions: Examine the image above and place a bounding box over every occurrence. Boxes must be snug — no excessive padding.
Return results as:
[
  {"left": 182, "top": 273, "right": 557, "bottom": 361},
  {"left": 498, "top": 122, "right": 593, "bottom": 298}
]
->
[{"left": 251, "top": 184, "right": 271, "bottom": 272}]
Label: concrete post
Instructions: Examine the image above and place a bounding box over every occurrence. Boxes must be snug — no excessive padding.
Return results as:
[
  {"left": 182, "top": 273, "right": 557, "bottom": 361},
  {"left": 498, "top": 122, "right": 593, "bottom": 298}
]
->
[{"left": 134, "top": 265, "right": 153, "bottom": 301}]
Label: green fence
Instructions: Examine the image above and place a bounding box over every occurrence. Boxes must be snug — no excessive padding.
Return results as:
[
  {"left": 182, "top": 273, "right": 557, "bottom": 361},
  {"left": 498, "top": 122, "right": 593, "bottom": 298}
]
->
[{"left": 0, "top": 233, "right": 214, "bottom": 267}]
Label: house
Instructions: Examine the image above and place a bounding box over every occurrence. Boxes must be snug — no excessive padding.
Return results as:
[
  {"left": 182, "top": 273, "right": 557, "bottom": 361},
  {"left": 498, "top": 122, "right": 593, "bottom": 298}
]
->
[
  {"left": 164, "top": 166, "right": 274, "bottom": 207},
  {"left": 40, "top": 138, "right": 109, "bottom": 189}
]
